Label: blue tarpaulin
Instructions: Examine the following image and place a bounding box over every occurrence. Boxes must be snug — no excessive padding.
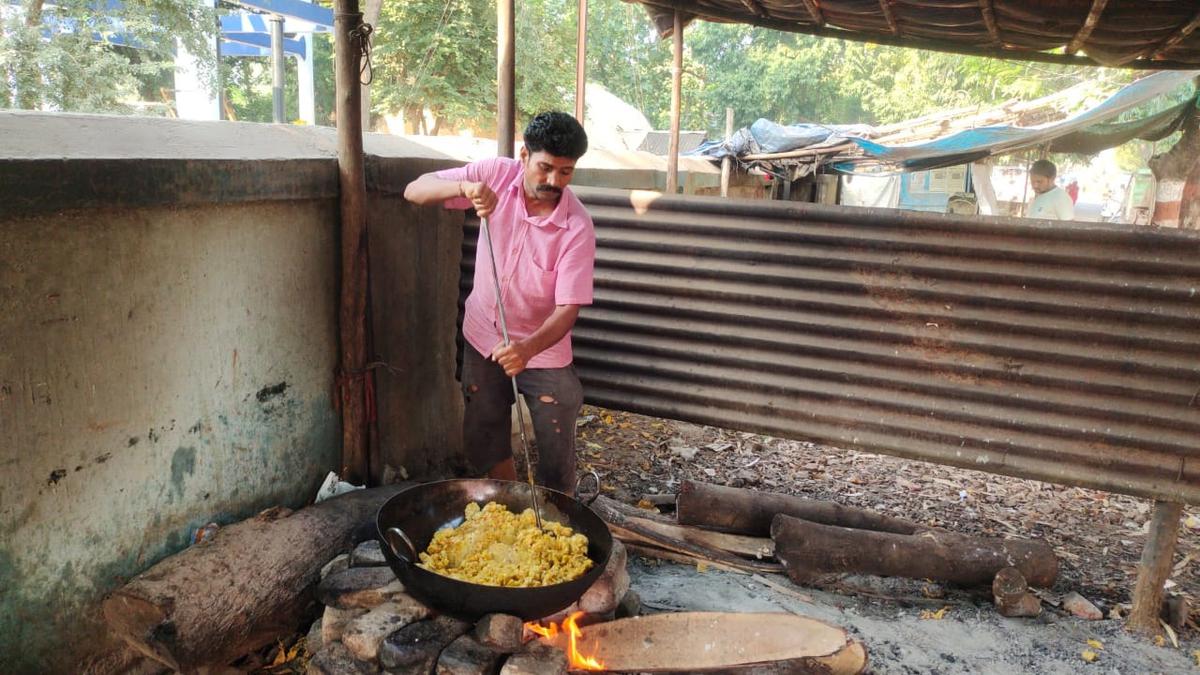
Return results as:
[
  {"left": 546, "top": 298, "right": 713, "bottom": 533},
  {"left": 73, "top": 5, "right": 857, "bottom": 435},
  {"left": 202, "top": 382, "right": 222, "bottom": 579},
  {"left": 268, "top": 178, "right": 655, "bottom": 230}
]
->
[
  {"left": 690, "top": 70, "right": 1199, "bottom": 173},
  {"left": 836, "top": 69, "right": 1199, "bottom": 171},
  {"left": 689, "top": 119, "right": 872, "bottom": 160}
]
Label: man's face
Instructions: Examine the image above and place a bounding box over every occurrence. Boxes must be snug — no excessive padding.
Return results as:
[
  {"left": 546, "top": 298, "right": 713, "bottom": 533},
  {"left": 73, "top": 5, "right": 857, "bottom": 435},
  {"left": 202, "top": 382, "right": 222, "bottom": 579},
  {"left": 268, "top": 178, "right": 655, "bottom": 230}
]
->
[
  {"left": 520, "top": 148, "right": 577, "bottom": 204},
  {"left": 1030, "top": 173, "right": 1055, "bottom": 195}
]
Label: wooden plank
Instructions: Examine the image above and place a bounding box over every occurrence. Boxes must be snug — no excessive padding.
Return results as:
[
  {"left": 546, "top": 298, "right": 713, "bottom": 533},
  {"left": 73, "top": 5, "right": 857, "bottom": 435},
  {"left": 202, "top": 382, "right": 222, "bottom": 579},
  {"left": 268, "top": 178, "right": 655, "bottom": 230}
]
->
[
  {"left": 627, "top": 515, "right": 775, "bottom": 559},
  {"left": 878, "top": 0, "right": 899, "bottom": 35},
  {"left": 977, "top": 0, "right": 1001, "bottom": 45},
  {"left": 538, "top": 612, "right": 867, "bottom": 673},
  {"left": 1066, "top": 0, "right": 1110, "bottom": 55},
  {"left": 1151, "top": 9, "right": 1200, "bottom": 60}
]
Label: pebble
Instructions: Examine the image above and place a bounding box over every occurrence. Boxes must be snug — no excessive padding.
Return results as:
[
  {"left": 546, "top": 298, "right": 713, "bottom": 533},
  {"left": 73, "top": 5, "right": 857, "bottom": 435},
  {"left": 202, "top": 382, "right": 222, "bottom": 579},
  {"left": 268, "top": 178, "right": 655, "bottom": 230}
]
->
[
  {"left": 436, "top": 634, "right": 503, "bottom": 675},
  {"left": 318, "top": 567, "right": 404, "bottom": 609},
  {"left": 499, "top": 643, "right": 568, "bottom": 675},
  {"left": 321, "top": 553, "right": 351, "bottom": 581},
  {"left": 351, "top": 540, "right": 389, "bottom": 568},
  {"left": 341, "top": 596, "right": 433, "bottom": 662},
  {"left": 474, "top": 613, "right": 524, "bottom": 653},
  {"left": 306, "top": 641, "right": 378, "bottom": 675},
  {"left": 1062, "top": 591, "right": 1103, "bottom": 620}
]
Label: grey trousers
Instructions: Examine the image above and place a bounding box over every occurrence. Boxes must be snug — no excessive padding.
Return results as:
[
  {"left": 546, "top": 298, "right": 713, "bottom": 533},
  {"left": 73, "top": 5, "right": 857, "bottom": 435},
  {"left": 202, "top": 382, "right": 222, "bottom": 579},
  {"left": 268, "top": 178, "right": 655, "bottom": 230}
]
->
[{"left": 461, "top": 344, "right": 583, "bottom": 495}]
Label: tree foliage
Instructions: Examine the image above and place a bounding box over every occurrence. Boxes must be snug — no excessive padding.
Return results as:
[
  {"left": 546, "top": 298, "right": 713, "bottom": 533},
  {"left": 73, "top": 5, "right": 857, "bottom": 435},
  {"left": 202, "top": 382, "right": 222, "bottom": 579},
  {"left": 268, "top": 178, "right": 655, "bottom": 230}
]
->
[
  {"left": 2, "top": 0, "right": 217, "bottom": 113},
  {"left": 371, "top": 0, "right": 497, "bottom": 134}
]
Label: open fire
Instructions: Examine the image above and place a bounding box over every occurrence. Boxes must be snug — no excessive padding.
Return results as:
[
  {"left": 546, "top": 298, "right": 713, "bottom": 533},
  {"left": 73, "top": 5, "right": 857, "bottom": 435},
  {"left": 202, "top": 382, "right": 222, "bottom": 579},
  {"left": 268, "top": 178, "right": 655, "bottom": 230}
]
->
[{"left": 525, "top": 611, "right": 605, "bottom": 670}]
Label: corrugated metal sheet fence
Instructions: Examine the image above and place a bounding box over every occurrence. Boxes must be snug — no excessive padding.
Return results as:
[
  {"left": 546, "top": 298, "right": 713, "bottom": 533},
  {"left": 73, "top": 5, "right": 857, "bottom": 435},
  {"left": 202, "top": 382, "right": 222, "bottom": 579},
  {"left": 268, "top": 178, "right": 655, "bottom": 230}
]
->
[{"left": 462, "top": 187, "right": 1200, "bottom": 503}]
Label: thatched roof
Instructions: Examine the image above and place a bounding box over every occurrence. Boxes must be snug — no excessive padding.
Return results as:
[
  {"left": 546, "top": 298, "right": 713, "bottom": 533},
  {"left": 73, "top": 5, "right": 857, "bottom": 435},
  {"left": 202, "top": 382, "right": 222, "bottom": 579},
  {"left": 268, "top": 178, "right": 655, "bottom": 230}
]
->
[{"left": 633, "top": 0, "right": 1200, "bottom": 69}]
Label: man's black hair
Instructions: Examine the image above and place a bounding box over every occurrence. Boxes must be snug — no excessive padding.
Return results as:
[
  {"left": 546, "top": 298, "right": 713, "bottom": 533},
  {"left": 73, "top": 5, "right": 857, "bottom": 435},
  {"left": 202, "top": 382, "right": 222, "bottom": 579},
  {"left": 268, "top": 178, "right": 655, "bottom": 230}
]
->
[
  {"left": 1030, "top": 159, "right": 1057, "bottom": 179},
  {"left": 523, "top": 112, "right": 588, "bottom": 159}
]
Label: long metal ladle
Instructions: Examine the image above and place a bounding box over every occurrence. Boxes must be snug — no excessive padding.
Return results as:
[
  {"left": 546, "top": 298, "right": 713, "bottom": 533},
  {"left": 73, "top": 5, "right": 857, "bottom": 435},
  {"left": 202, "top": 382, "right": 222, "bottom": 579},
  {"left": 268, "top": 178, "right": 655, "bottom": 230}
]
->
[{"left": 478, "top": 215, "right": 545, "bottom": 530}]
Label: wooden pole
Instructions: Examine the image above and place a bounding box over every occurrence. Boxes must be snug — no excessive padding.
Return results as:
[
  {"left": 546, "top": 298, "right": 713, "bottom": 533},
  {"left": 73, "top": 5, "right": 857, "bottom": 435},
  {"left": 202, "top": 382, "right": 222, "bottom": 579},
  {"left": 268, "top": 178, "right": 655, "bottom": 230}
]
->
[
  {"left": 720, "top": 107, "right": 733, "bottom": 197},
  {"left": 335, "top": 0, "right": 370, "bottom": 485},
  {"left": 574, "top": 0, "right": 588, "bottom": 122},
  {"left": 497, "top": 0, "right": 516, "bottom": 157},
  {"left": 1128, "top": 499, "right": 1183, "bottom": 634},
  {"left": 665, "top": 10, "right": 682, "bottom": 194}
]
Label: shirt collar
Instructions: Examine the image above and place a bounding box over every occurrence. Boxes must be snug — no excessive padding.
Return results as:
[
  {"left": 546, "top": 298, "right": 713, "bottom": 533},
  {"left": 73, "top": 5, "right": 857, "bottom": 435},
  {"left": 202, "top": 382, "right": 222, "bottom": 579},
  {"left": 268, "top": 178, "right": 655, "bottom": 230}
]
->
[{"left": 508, "top": 180, "right": 572, "bottom": 230}]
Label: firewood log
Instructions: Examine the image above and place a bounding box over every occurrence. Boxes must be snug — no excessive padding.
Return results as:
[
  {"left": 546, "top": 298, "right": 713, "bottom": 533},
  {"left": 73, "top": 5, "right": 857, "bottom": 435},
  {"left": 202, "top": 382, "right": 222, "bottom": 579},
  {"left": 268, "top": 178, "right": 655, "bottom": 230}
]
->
[
  {"left": 102, "top": 484, "right": 410, "bottom": 671},
  {"left": 678, "top": 480, "right": 921, "bottom": 537},
  {"left": 772, "top": 513, "right": 1057, "bottom": 587}
]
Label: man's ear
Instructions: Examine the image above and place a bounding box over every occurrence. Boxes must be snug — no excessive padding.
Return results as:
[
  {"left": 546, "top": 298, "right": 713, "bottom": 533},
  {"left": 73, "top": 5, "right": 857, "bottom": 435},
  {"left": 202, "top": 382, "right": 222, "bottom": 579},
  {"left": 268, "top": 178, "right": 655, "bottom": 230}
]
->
[{"left": 519, "top": 146, "right": 529, "bottom": 163}]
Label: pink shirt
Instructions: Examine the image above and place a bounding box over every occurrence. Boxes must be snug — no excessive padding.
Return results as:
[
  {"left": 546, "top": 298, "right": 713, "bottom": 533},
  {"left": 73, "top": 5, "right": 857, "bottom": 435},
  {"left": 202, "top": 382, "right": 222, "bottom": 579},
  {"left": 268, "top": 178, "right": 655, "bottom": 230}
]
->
[{"left": 435, "top": 157, "right": 596, "bottom": 369}]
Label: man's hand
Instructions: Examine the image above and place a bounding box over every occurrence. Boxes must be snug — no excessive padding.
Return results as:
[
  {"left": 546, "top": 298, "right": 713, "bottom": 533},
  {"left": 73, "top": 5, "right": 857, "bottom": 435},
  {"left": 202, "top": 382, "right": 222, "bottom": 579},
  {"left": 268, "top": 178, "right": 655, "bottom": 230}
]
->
[
  {"left": 490, "top": 340, "right": 533, "bottom": 377},
  {"left": 462, "top": 181, "right": 498, "bottom": 218}
]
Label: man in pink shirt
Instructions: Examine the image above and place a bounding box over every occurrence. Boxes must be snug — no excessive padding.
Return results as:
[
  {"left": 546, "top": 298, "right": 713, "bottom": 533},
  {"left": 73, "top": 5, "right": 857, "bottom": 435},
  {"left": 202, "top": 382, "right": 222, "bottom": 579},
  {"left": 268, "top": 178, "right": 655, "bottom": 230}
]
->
[{"left": 403, "top": 112, "right": 595, "bottom": 494}]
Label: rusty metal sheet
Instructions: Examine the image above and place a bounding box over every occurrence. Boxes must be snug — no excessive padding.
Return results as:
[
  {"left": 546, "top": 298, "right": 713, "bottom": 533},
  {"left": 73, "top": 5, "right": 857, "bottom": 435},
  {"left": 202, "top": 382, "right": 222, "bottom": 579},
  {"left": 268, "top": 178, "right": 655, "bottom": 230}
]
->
[{"left": 462, "top": 187, "right": 1200, "bottom": 503}]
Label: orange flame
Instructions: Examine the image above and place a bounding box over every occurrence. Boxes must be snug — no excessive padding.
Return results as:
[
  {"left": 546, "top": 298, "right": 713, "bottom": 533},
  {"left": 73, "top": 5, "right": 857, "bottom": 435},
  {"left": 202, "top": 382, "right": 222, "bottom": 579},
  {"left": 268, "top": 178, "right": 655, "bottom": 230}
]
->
[{"left": 524, "top": 611, "right": 604, "bottom": 670}]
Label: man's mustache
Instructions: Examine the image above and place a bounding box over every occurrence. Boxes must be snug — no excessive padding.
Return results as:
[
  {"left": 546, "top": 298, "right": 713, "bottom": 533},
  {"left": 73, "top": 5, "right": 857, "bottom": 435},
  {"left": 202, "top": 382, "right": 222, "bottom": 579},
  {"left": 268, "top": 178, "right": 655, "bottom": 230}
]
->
[{"left": 535, "top": 184, "right": 562, "bottom": 194}]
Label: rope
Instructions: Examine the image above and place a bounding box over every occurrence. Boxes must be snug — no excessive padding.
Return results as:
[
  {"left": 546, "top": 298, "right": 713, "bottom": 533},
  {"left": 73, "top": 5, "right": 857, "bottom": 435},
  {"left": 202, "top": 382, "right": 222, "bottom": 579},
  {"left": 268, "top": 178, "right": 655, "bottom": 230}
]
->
[{"left": 336, "top": 11, "right": 375, "bottom": 85}]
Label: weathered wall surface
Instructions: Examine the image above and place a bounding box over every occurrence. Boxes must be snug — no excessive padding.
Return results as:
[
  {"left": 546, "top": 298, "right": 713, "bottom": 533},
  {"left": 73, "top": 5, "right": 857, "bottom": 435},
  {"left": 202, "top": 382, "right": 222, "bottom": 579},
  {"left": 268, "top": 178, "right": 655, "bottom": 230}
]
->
[
  {"left": 368, "top": 192, "right": 466, "bottom": 484},
  {"left": 0, "top": 201, "right": 341, "bottom": 672},
  {"left": 0, "top": 113, "right": 466, "bottom": 673}
]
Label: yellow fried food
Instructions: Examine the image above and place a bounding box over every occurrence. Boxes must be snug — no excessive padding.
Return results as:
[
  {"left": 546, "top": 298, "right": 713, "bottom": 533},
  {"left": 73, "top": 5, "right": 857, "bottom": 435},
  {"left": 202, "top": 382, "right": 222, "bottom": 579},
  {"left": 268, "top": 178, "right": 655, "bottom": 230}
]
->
[{"left": 418, "top": 502, "right": 593, "bottom": 587}]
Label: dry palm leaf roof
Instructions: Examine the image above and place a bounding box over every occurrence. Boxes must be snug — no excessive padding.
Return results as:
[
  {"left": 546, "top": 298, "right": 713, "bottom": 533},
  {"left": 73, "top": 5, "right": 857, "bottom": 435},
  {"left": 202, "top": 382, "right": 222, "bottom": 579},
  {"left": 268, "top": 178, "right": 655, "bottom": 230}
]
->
[{"left": 630, "top": 0, "right": 1200, "bottom": 69}]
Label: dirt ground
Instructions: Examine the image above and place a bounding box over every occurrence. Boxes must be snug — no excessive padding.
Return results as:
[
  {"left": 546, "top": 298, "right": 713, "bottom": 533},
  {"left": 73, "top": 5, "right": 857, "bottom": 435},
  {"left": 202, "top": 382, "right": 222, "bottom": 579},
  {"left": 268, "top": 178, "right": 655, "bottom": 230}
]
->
[{"left": 570, "top": 404, "right": 1200, "bottom": 673}]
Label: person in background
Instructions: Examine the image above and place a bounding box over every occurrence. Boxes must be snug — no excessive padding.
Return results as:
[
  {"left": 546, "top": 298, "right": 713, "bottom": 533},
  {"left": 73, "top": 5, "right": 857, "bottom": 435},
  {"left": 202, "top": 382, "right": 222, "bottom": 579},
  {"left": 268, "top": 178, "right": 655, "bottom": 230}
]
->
[
  {"left": 402, "top": 112, "right": 594, "bottom": 495},
  {"left": 1027, "top": 159, "right": 1075, "bottom": 221},
  {"left": 1065, "top": 178, "right": 1080, "bottom": 204}
]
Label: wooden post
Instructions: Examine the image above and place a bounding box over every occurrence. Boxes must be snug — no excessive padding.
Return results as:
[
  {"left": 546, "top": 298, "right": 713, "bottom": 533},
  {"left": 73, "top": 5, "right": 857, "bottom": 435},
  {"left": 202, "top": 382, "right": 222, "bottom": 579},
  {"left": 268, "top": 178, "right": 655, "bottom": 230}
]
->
[
  {"left": 720, "top": 107, "right": 733, "bottom": 197},
  {"left": 497, "top": 0, "right": 516, "bottom": 157},
  {"left": 665, "top": 10, "right": 682, "bottom": 194},
  {"left": 574, "top": 0, "right": 588, "bottom": 122},
  {"left": 1128, "top": 499, "right": 1184, "bottom": 634},
  {"left": 335, "top": 0, "right": 370, "bottom": 484}
]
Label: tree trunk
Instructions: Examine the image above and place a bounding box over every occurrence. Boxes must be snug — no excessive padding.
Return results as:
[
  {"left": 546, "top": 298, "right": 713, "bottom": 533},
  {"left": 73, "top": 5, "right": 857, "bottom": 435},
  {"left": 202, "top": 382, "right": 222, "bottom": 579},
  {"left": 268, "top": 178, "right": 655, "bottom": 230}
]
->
[
  {"left": 102, "top": 485, "right": 409, "bottom": 671},
  {"left": 677, "top": 480, "right": 921, "bottom": 537},
  {"left": 1149, "top": 101, "right": 1200, "bottom": 228},
  {"left": 771, "top": 513, "right": 1058, "bottom": 587}
]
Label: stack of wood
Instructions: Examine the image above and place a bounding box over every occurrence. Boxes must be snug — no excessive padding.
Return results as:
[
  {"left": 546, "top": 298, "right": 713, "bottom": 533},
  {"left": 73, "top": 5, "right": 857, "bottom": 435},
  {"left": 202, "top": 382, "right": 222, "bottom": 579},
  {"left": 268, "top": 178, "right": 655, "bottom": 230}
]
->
[{"left": 595, "top": 480, "right": 1058, "bottom": 616}]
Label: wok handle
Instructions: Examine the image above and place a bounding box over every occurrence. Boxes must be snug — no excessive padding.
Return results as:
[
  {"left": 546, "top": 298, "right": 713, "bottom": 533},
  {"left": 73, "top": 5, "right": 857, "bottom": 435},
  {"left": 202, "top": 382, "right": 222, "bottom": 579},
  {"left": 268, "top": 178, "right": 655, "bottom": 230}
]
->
[
  {"left": 383, "top": 527, "right": 419, "bottom": 565},
  {"left": 576, "top": 470, "right": 602, "bottom": 505}
]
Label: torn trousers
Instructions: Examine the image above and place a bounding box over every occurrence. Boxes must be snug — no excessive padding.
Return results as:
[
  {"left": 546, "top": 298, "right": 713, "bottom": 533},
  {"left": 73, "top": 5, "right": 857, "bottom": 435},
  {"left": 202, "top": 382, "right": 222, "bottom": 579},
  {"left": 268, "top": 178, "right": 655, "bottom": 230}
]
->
[{"left": 461, "top": 344, "right": 583, "bottom": 495}]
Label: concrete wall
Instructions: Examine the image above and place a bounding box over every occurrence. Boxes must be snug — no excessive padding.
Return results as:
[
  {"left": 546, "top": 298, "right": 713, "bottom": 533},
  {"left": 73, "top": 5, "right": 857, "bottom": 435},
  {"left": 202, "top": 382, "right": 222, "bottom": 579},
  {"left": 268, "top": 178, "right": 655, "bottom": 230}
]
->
[{"left": 0, "top": 113, "right": 466, "bottom": 673}]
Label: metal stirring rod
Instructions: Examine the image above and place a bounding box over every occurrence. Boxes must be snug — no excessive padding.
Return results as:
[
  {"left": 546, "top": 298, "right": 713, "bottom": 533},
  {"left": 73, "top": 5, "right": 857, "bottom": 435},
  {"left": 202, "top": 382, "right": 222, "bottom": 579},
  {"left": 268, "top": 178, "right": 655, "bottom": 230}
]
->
[{"left": 479, "top": 216, "right": 545, "bottom": 530}]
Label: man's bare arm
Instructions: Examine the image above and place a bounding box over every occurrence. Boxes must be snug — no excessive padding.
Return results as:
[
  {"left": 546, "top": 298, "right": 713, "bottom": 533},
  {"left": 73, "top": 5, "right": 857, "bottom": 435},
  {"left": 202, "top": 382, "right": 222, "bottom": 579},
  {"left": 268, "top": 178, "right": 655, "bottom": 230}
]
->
[
  {"left": 491, "top": 304, "right": 581, "bottom": 376},
  {"left": 403, "top": 174, "right": 497, "bottom": 217}
]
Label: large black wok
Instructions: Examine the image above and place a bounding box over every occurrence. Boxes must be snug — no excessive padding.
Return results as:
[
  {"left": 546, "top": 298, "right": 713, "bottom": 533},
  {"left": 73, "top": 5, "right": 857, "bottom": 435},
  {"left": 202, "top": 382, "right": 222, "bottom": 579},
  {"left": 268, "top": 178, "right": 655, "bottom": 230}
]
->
[{"left": 376, "top": 479, "right": 613, "bottom": 621}]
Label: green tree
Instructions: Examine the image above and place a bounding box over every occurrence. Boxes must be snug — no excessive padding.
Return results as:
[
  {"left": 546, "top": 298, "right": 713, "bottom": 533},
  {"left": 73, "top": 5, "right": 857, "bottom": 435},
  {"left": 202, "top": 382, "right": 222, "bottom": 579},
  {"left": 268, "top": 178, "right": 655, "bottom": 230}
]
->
[
  {"left": 2, "top": 0, "right": 217, "bottom": 113},
  {"left": 371, "top": 0, "right": 496, "bottom": 134}
]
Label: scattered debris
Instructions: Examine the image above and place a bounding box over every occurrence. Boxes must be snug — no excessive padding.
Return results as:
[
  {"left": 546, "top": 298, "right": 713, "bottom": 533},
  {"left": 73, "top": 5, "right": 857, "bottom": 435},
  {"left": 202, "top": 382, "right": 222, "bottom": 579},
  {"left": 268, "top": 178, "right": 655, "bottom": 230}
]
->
[
  {"left": 315, "top": 471, "right": 364, "bottom": 503},
  {"left": 919, "top": 606, "right": 950, "bottom": 620},
  {"left": 1063, "top": 592, "right": 1103, "bottom": 621},
  {"left": 569, "top": 405, "right": 1200, "bottom": 615}
]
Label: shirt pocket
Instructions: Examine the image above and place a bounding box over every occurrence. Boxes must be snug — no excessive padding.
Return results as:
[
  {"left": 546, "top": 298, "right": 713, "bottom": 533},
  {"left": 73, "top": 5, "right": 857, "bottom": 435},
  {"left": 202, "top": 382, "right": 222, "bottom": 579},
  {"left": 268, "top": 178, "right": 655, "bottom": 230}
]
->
[{"left": 515, "top": 255, "right": 558, "bottom": 307}]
